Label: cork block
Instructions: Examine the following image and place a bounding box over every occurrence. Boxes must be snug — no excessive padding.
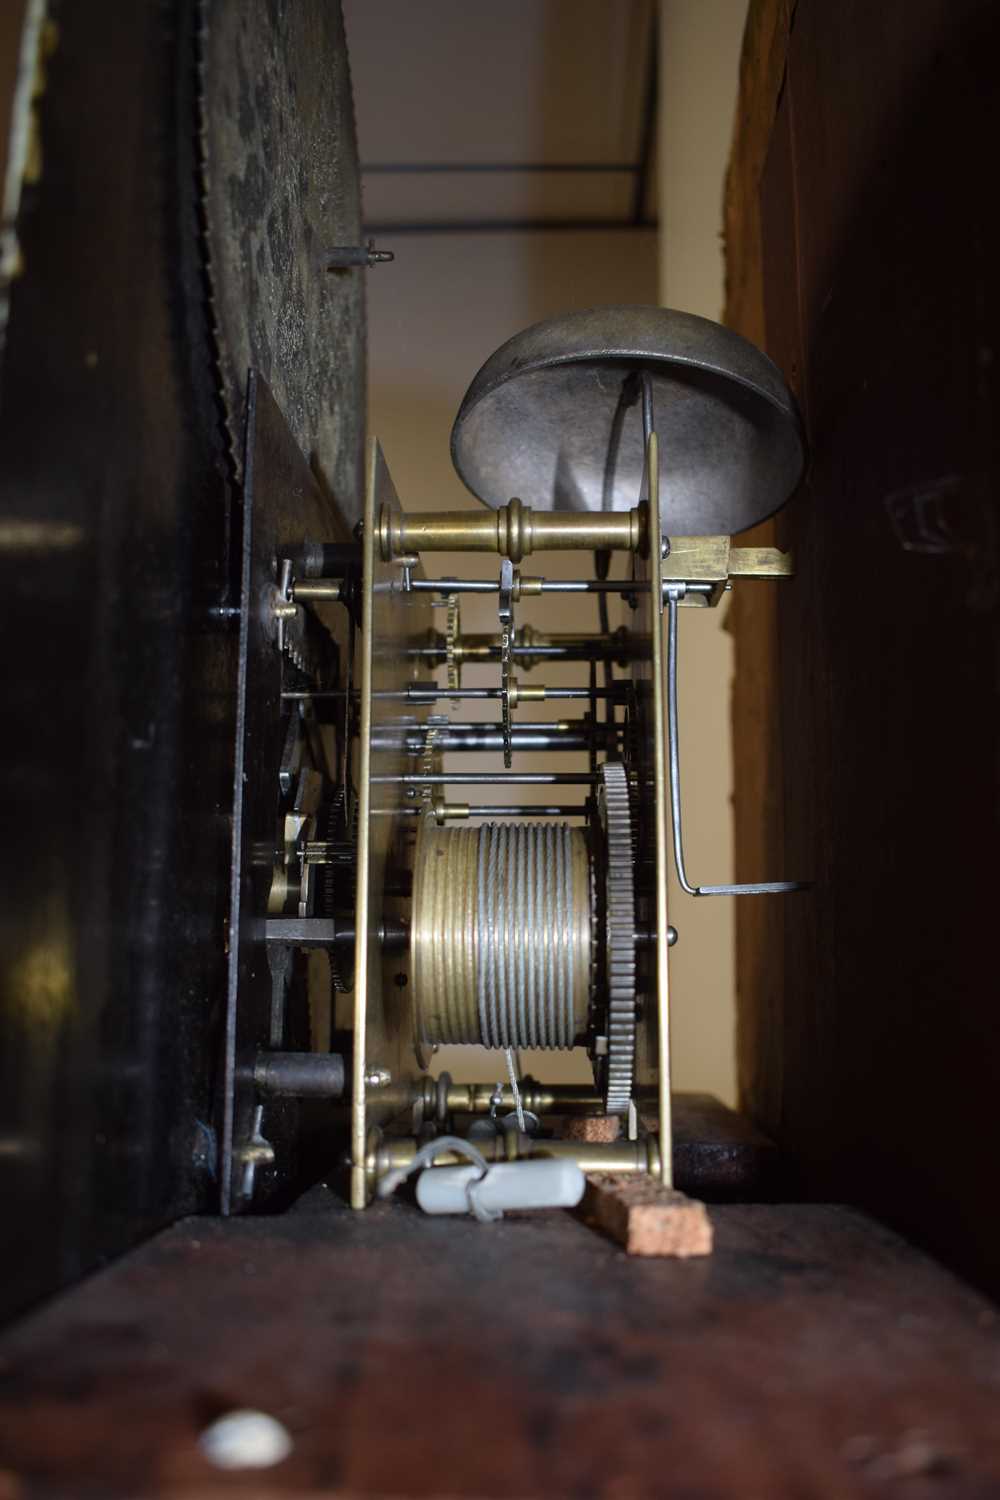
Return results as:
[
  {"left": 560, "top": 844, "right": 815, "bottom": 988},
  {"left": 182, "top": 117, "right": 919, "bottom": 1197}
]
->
[
  {"left": 584, "top": 1174, "right": 713, "bottom": 1257},
  {"left": 561, "top": 1114, "right": 621, "bottom": 1144}
]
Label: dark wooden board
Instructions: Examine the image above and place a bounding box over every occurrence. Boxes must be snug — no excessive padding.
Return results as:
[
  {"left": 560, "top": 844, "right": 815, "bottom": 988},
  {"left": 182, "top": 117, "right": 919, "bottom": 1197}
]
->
[
  {"left": 728, "top": 0, "right": 1000, "bottom": 1294},
  {"left": 0, "top": 0, "right": 236, "bottom": 1324},
  {"left": 1, "top": 1200, "right": 999, "bottom": 1497},
  {"left": 672, "top": 1091, "right": 787, "bottom": 1201}
]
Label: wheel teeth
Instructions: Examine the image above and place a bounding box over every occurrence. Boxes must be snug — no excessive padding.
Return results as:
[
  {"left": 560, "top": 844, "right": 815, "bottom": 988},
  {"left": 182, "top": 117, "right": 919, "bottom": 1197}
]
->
[
  {"left": 600, "top": 761, "right": 637, "bottom": 1114},
  {"left": 418, "top": 723, "right": 441, "bottom": 804},
  {"left": 500, "top": 625, "right": 513, "bottom": 767},
  {"left": 445, "top": 596, "right": 461, "bottom": 691},
  {"left": 322, "top": 788, "right": 356, "bottom": 993}
]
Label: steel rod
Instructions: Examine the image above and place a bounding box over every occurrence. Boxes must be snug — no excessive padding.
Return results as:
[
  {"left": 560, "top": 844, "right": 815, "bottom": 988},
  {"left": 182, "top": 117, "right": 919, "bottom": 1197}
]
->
[
  {"left": 409, "top": 723, "right": 620, "bottom": 736},
  {"left": 397, "top": 686, "right": 617, "bottom": 701},
  {"left": 401, "top": 734, "right": 604, "bottom": 752},
  {"left": 279, "top": 688, "right": 618, "bottom": 701},
  {"left": 420, "top": 1080, "right": 608, "bottom": 1115},
  {"left": 407, "top": 577, "right": 715, "bottom": 596},
  {"left": 541, "top": 579, "right": 632, "bottom": 593},
  {"left": 664, "top": 588, "right": 805, "bottom": 897},
  {"left": 400, "top": 729, "right": 618, "bottom": 740},
  {"left": 372, "top": 772, "right": 596, "bottom": 785},
  {"left": 371, "top": 1133, "right": 660, "bottom": 1186},
  {"left": 406, "top": 641, "right": 629, "bottom": 662},
  {"left": 398, "top": 804, "right": 587, "bottom": 818},
  {"left": 409, "top": 578, "right": 499, "bottom": 593},
  {"left": 641, "top": 368, "right": 655, "bottom": 452},
  {"left": 464, "top": 804, "right": 585, "bottom": 817},
  {"left": 279, "top": 687, "right": 614, "bottom": 703},
  {"left": 414, "top": 720, "right": 595, "bottom": 732}
]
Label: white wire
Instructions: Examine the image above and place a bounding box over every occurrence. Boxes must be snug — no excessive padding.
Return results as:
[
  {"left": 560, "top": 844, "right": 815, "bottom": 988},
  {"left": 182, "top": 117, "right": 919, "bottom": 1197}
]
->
[
  {"left": 376, "top": 1134, "right": 502, "bottom": 1223},
  {"left": 504, "top": 1047, "right": 527, "bottom": 1134}
]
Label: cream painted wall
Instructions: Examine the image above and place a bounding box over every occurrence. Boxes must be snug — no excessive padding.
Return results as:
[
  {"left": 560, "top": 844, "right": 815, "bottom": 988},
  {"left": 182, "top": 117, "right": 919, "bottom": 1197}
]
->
[
  {"left": 364, "top": 0, "right": 749, "bottom": 1102},
  {"left": 366, "top": 231, "right": 657, "bottom": 1087},
  {"left": 657, "top": 0, "right": 749, "bottom": 1105}
]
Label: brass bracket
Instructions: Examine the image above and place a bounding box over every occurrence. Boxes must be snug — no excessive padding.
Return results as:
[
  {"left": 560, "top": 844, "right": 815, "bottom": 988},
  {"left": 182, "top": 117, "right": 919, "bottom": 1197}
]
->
[{"left": 662, "top": 536, "right": 793, "bottom": 606}]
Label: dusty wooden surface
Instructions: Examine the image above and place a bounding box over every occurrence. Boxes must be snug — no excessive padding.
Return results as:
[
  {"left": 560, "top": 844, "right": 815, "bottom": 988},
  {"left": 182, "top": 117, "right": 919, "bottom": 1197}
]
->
[
  {"left": 564, "top": 1091, "right": 785, "bottom": 1203},
  {"left": 726, "top": 0, "right": 1000, "bottom": 1294},
  {"left": 672, "top": 1091, "right": 788, "bottom": 1201},
  {"left": 1, "top": 1198, "right": 999, "bottom": 1496},
  {"left": 559, "top": 1093, "right": 786, "bottom": 1199}
]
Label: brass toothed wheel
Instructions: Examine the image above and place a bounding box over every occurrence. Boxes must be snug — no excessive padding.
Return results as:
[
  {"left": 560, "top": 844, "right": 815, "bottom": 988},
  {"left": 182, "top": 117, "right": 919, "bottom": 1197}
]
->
[
  {"left": 318, "top": 789, "right": 357, "bottom": 994},
  {"left": 599, "top": 761, "right": 637, "bottom": 1114},
  {"left": 445, "top": 595, "right": 461, "bottom": 691}
]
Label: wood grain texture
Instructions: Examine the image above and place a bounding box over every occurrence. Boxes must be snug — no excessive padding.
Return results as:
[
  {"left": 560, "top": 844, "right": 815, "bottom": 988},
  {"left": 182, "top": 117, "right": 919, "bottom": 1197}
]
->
[
  {"left": 724, "top": 0, "right": 799, "bottom": 1132},
  {"left": 2, "top": 1198, "right": 1000, "bottom": 1496},
  {"left": 727, "top": 0, "right": 1000, "bottom": 1293},
  {"left": 722, "top": 0, "right": 796, "bottom": 349}
]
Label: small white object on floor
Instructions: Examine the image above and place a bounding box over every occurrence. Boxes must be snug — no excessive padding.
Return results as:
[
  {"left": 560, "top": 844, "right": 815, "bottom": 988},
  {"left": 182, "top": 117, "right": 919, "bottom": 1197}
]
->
[{"left": 198, "top": 1408, "right": 293, "bottom": 1470}]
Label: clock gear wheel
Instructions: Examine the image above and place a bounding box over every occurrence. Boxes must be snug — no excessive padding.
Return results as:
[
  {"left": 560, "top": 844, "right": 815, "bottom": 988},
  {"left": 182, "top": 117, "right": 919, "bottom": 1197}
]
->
[{"left": 598, "top": 760, "right": 638, "bottom": 1115}]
